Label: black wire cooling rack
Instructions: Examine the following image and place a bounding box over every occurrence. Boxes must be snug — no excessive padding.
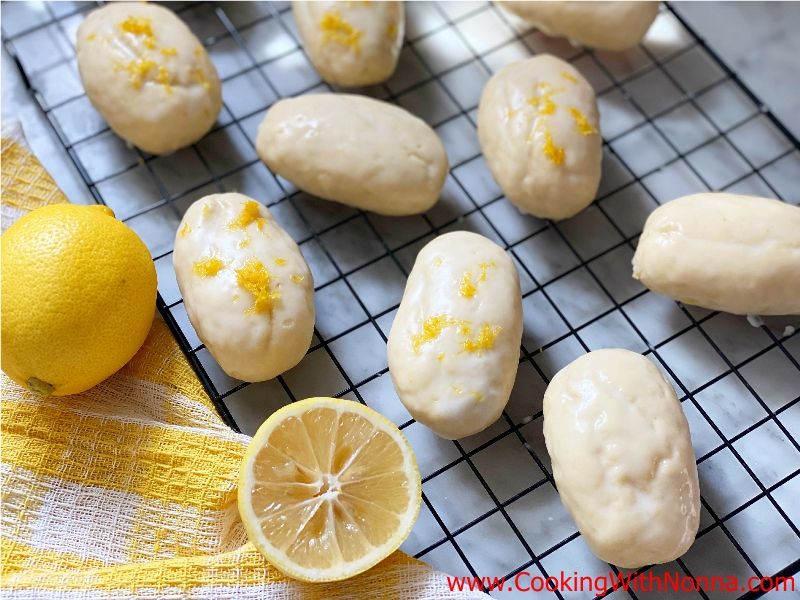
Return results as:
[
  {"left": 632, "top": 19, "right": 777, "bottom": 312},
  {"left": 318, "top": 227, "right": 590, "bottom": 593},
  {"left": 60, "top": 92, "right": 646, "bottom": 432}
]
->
[{"left": 3, "top": 2, "right": 800, "bottom": 598}]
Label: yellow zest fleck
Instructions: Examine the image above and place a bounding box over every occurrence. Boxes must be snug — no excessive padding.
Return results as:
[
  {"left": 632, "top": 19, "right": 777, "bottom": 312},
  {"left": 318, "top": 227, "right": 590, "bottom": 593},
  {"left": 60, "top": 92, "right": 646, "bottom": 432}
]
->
[
  {"left": 194, "top": 45, "right": 203, "bottom": 57},
  {"left": 434, "top": 257, "right": 444, "bottom": 267},
  {"left": 232, "top": 293, "right": 240, "bottom": 302},
  {"left": 119, "top": 16, "right": 153, "bottom": 37},
  {"left": 527, "top": 82, "right": 562, "bottom": 116},
  {"left": 191, "top": 67, "right": 211, "bottom": 91},
  {"left": 560, "top": 70, "right": 578, "bottom": 84},
  {"left": 504, "top": 107, "right": 517, "bottom": 121},
  {"left": 228, "top": 200, "right": 266, "bottom": 231},
  {"left": 202, "top": 203, "right": 213, "bottom": 219},
  {"left": 542, "top": 129, "right": 565, "bottom": 166},
  {"left": 319, "top": 11, "right": 362, "bottom": 53},
  {"left": 193, "top": 256, "right": 225, "bottom": 278},
  {"left": 449, "top": 385, "right": 481, "bottom": 401},
  {"left": 123, "top": 58, "right": 156, "bottom": 89},
  {"left": 235, "top": 259, "right": 280, "bottom": 314},
  {"left": 160, "top": 46, "right": 177, "bottom": 56},
  {"left": 459, "top": 262, "right": 495, "bottom": 299},
  {"left": 568, "top": 107, "right": 598, "bottom": 135},
  {"left": 412, "top": 315, "right": 501, "bottom": 355},
  {"left": 386, "top": 21, "right": 398, "bottom": 40},
  {"left": 86, "top": 33, "right": 97, "bottom": 42},
  {"left": 156, "top": 65, "right": 172, "bottom": 93},
  {"left": 118, "top": 16, "right": 156, "bottom": 49},
  {"left": 290, "top": 274, "right": 305, "bottom": 284},
  {"left": 411, "top": 315, "right": 458, "bottom": 354},
  {"left": 459, "top": 272, "right": 477, "bottom": 299},
  {"left": 274, "top": 257, "right": 287, "bottom": 267},
  {"left": 238, "top": 237, "right": 251, "bottom": 249},
  {"left": 462, "top": 324, "right": 502, "bottom": 355},
  {"left": 178, "top": 223, "right": 192, "bottom": 238}
]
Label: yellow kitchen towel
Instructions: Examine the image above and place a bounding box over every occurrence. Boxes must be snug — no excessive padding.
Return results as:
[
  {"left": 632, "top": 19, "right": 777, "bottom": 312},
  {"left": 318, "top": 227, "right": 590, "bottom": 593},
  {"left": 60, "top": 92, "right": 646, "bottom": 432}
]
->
[{"left": 0, "top": 122, "right": 484, "bottom": 599}]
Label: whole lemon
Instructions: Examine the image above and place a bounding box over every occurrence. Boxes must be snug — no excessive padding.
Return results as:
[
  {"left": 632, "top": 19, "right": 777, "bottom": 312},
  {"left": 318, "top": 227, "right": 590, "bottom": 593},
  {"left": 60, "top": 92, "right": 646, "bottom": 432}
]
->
[{"left": 1, "top": 204, "right": 157, "bottom": 396}]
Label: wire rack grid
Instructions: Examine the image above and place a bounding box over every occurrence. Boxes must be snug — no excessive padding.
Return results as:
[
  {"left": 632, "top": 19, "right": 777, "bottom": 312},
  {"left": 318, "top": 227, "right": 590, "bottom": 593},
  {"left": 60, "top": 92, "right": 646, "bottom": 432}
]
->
[{"left": 3, "top": 1, "right": 800, "bottom": 598}]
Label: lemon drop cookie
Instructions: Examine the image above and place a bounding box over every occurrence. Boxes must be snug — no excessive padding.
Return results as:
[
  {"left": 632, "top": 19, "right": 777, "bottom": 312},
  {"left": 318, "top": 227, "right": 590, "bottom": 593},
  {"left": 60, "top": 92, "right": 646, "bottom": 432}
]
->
[
  {"left": 499, "top": 1, "right": 660, "bottom": 51},
  {"left": 544, "top": 349, "right": 700, "bottom": 568},
  {"left": 173, "top": 193, "right": 314, "bottom": 382},
  {"left": 76, "top": 2, "right": 221, "bottom": 155},
  {"left": 478, "top": 55, "right": 601, "bottom": 220},
  {"left": 294, "top": 0, "right": 404, "bottom": 87},
  {"left": 1, "top": 204, "right": 156, "bottom": 396},
  {"left": 388, "top": 232, "right": 523, "bottom": 439},
  {"left": 239, "top": 397, "right": 421, "bottom": 582},
  {"left": 257, "top": 94, "right": 448, "bottom": 215},
  {"left": 633, "top": 193, "right": 800, "bottom": 315}
]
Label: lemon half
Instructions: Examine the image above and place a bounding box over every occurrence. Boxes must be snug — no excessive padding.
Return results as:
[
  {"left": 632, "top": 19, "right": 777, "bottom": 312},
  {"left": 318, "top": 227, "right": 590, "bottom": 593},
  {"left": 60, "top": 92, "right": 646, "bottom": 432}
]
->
[{"left": 238, "top": 397, "right": 422, "bottom": 582}]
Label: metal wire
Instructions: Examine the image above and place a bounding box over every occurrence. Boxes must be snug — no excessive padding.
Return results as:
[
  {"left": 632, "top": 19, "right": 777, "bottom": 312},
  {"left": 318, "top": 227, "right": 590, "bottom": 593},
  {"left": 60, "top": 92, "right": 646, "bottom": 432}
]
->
[{"left": 3, "top": 2, "right": 799, "bottom": 598}]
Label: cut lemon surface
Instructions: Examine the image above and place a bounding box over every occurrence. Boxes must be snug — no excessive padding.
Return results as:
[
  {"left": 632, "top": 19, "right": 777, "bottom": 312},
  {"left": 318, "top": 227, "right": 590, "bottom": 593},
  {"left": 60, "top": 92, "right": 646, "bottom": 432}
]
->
[{"left": 238, "top": 397, "right": 422, "bottom": 582}]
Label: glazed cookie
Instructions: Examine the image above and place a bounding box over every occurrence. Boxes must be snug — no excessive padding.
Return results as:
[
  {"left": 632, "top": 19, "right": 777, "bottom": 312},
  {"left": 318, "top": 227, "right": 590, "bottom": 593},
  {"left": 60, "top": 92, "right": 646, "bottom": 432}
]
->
[
  {"left": 388, "top": 232, "right": 523, "bottom": 439},
  {"left": 499, "top": 1, "right": 660, "bottom": 51},
  {"left": 293, "top": 0, "right": 404, "bottom": 87},
  {"left": 478, "top": 54, "right": 601, "bottom": 220},
  {"left": 633, "top": 193, "right": 800, "bottom": 315},
  {"left": 173, "top": 193, "right": 315, "bottom": 382},
  {"left": 76, "top": 2, "right": 221, "bottom": 155},
  {"left": 257, "top": 94, "right": 447, "bottom": 216},
  {"left": 544, "top": 349, "right": 700, "bottom": 568}
]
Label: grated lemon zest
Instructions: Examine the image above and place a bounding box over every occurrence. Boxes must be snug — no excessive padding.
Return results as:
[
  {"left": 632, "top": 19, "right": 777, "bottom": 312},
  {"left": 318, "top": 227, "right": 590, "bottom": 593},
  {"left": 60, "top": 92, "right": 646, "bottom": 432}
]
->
[
  {"left": 560, "top": 70, "right": 578, "bottom": 84},
  {"left": 228, "top": 200, "right": 266, "bottom": 231},
  {"left": 119, "top": 16, "right": 153, "bottom": 37},
  {"left": 193, "top": 256, "right": 225, "bottom": 277},
  {"left": 568, "top": 107, "right": 598, "bottom": 135},
  {"left": 542, "top": 129, "right": 565, "bottom": 166},
  {"left": 461, "top": 324, "right": 502, "bottom": 355},
  {"left": 191, "top": 67, "right": 211, "bottom": 91},
  {"left": 320, "top": 11, "right": 362, "bottom": 53},
  {"left": 123, "top": 58, "right": 156, "bottom": 89},
  {"left": 459, "top": 262, "right": 496, "bottom": 299},
  {"left": 527, "top": 82, "right": 562, "bottom": 116},
  {"left": 411, "top": 315, "right": 458, "bottom": 353},
  {"left": 156, "top": 65, "right": 172, "bottom": 93},
  {"left": 236, "top": 259, "right": 280, "bottom": 314},
  {"left": 412, "top": 315, "right": 502, "bottom": 356}
]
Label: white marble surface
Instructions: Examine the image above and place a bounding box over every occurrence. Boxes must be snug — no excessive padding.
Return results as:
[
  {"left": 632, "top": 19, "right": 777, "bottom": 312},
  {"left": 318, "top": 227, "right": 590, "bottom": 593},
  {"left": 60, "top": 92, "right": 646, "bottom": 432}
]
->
[{"left": 673, "top": 1, "right": 800, "bottom": 139}]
